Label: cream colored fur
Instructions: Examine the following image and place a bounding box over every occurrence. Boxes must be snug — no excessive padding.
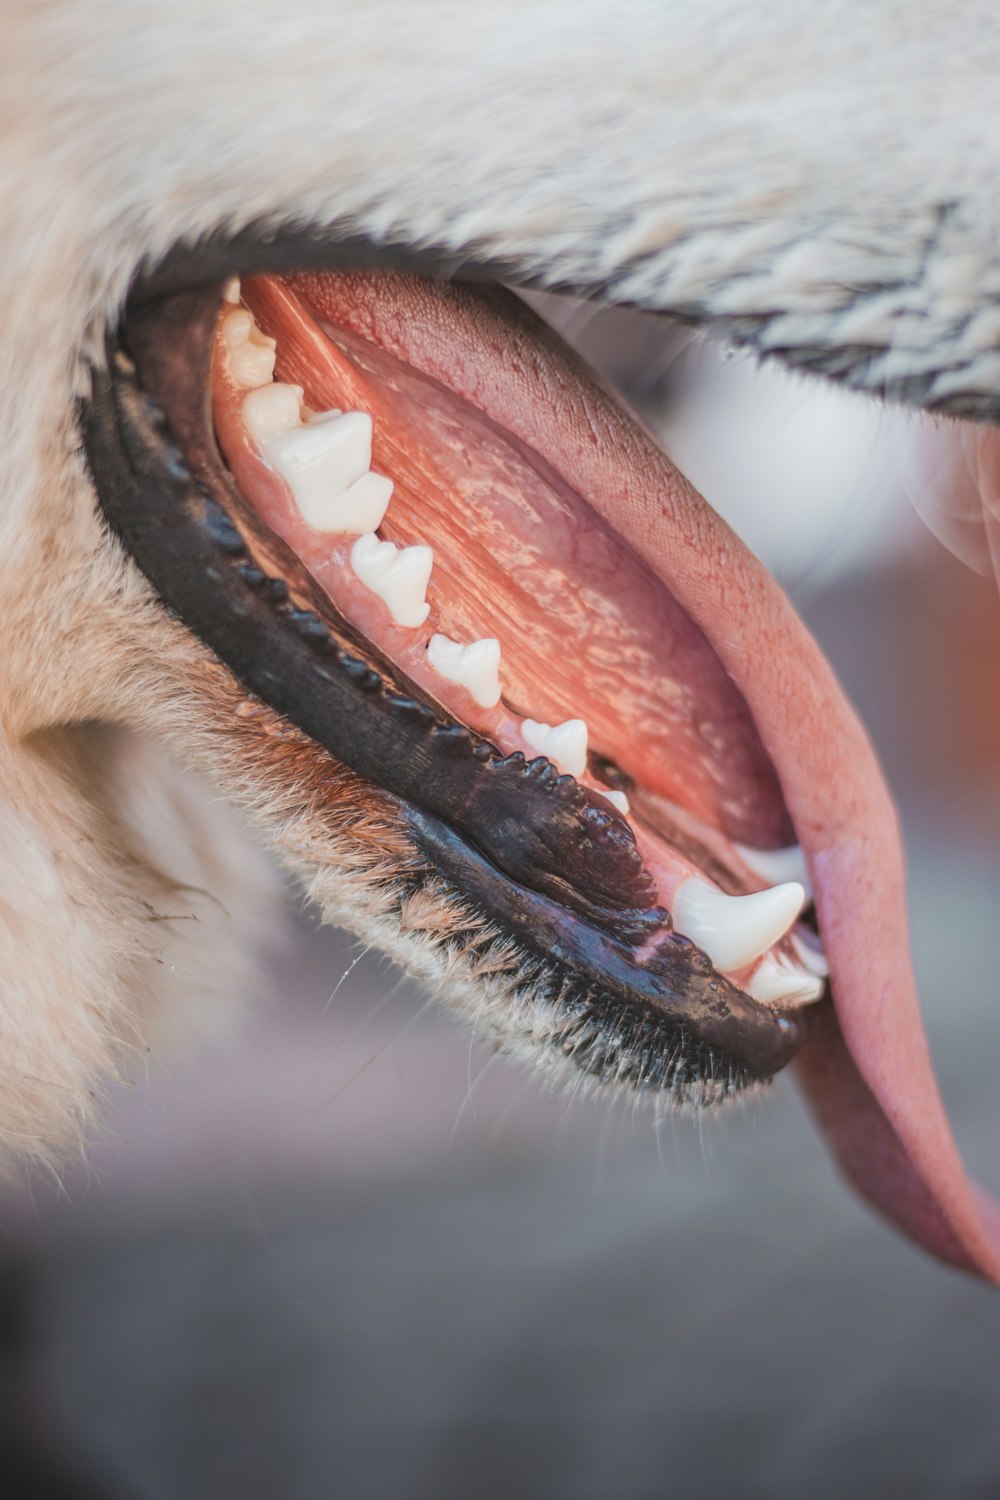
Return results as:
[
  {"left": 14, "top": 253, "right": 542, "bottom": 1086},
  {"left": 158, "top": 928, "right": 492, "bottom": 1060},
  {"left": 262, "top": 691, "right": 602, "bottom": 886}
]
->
[{"left": 3, "top": 0, "right": 1000, "bottom": 1157}]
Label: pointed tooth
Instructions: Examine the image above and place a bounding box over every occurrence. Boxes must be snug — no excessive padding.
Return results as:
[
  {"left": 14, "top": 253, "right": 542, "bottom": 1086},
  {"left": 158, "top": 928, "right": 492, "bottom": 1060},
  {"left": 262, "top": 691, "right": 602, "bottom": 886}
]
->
[
  {"left": 427, "top": 634, "right": 502, "bottom": 708},
  {"left": 263, "top": 412, "right": 393, "bottom": 533},
  {"left": 748, "top": 953, "right": 825, "bottom": 1006},
  {"left": 230, "top": 338, "right": 277, "bottom": 389},
  {"left": 351, "top": 533, "right": 432, "bottom": 627},
  {"left": 672, "top": 877, "right": 805, "bottom": 973},
  {"left": 222, "top": 308, "right": 254, "bottom": 348},
  {"left": 242, "top": 383, "right": 303, "bottom": 447},
  {"left": 521, "top": 717, "right": 588, "bottom": 778},
  {"left": 791, "top": 931, "right": 829, "bottom": 978},
  {"left": 734, "top": 842, "right": 812, "bottom": 903},
  {"left": 222, "top": 276, "right": 242, "bottom": 305},
  {"left": 604, "top": 789, "right": 630, "bottom": 814}
]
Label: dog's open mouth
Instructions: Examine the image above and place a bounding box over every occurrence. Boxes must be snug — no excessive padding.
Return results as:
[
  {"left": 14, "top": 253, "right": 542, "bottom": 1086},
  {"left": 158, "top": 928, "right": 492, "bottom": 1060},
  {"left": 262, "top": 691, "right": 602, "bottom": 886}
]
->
[
  {"left": 84, "top": 247, "right": 1000, "bottom": 1279},
  {"left": 89, "top": 265, "right": 827, "bottom": 1097}
]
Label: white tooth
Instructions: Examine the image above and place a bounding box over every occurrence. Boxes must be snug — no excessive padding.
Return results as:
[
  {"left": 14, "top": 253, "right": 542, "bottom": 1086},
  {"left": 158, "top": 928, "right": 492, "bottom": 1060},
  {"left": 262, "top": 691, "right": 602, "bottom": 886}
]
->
[
  {"left": 605, "top": 789, "right": 630, "bottom": 814},
  {"left": 229, "top": 338, "right": 277, "bottom": 389},
  {"left": 222, "top": 308, "right": 254, "bottom": 347},
  {"left": 791, "top": 931, "right": 830, "bottom": 978},
  {"left": 672, "top": 877, "right": 805, "bottom": 973},
  {"left": 748, "top": 953, "right": 825, "bottom": 1006},
  {"left": 521, "top": 718, "right": 588, "bottom": 778},
  {"left": 222, "top": 276, "right": 241, "bottom": 305},
  {"left": 263, "top": 411, "right": 393, "bottom": 533},
  {"left": 351, "top": 532, "right": 432, "bottom": 627},
  {"left": 734, "top": 842, "right": 812, "bottom": 903},
  {"left": 242, "top": 383, "right": 303, "bottom": 447},
  {"left": 427, "top": 634, "right": 502, "bottom": 708},
  {"left": 222, "top": 310, "right": 277, "bottom": 387}
]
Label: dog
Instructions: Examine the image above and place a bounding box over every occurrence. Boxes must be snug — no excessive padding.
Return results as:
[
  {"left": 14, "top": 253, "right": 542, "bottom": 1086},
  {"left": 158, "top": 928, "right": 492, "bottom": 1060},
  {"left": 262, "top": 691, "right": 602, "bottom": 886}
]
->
[{"left": 3, "top": 0, "right": 1000, "bottom": 1286}]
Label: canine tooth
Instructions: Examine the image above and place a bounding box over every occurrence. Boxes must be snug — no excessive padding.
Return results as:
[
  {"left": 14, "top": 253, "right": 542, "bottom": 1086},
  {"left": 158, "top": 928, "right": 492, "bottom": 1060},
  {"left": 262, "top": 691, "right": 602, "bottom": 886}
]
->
[
  {"left": 748, "top": 953, "right": 825, "bottom": 1006},
  {"left": 605, "top": 789, "right": 630, "bottom": 814},
  {"left": 351, "top": 532, "right": 432, "bottom": 627},
  {"left": 521, "top": 717, "right": 588, "bottom": 778},
  {"left": 672, "top": 877, "right": 805, "bottom": 973},
  {"left": 243, "top": 383, "right": 303, "bottom": 447},
  {"left": 264, "top": 412, "right": 393, "bottom": 533},
  {"left": 427, "top": 634, "right": 502, "bottom": 708},
  {"left": 222, "top": 276, "right": 241, "bottom": 305},
  {"left": 734, "top": 842, "right": 813, "bottom": 903}
]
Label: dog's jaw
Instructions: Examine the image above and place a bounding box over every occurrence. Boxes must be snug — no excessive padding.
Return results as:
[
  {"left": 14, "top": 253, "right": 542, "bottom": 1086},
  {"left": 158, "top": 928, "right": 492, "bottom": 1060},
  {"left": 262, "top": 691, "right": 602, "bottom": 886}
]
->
[{"left": 3, "top": 0, "right": 1000, "bottom": 1277}]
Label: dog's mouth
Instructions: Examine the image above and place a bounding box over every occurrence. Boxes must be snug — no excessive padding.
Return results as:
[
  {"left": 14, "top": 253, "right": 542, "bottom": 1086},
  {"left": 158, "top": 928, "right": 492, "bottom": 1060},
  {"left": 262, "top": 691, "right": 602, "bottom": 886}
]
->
[{"left": 84, "top": 244, "right": 1000, "bottom": 1279}]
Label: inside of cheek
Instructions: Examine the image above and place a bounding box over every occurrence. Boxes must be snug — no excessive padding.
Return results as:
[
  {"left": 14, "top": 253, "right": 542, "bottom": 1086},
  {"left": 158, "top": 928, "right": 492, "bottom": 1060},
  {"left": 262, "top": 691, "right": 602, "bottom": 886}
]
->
[{"left": 210, "top": 273, "right": 790, "bottom": 912}]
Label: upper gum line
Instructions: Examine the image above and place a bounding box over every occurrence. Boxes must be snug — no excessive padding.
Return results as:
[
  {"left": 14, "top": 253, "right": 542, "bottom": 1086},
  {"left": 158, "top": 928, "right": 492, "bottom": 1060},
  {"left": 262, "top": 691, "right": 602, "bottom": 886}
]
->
[{"left": 220, "top": 297, "right": 825, "bottom": 1007}]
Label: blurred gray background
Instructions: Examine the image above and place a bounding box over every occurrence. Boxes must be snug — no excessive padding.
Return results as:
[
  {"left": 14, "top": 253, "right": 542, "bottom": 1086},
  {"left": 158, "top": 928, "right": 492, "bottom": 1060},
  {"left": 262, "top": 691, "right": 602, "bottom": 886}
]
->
[{"left": 3, "top": 317, "right": 1000, "bottom": 1498}]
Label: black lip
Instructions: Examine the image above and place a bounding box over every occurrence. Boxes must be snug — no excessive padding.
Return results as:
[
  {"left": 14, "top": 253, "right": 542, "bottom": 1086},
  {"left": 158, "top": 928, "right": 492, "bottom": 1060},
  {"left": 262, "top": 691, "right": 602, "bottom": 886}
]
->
[{"left": 83, "top": 258, "right": 810, "bottom": 1089}]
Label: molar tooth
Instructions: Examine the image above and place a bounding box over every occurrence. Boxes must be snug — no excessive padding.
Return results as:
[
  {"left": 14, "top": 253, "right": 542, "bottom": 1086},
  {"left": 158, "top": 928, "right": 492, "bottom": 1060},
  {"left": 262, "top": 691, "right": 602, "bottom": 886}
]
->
[
  {"left": 264, "top": 411, "right": 393, "bottom": 533},
  {"left": 748, "top": 953, "right": 825, "bottom": 1006},
  {"left": 242, "top": 383, "right": 304, "bottom": 447},
  {"left": 427, "top": 634, "right": 502, "bottom": 708},
  {"left": 521, "top": 717, "right": 588, "bottom": 778},
  {"left": 351, "top": 532, "right": 432, "bottom": 627},
  {"left": 734, "top": 841, "right": 813, "bottom": 903},
  {"left": 672, "top": 877, "right": 805, "bottom": 973}
]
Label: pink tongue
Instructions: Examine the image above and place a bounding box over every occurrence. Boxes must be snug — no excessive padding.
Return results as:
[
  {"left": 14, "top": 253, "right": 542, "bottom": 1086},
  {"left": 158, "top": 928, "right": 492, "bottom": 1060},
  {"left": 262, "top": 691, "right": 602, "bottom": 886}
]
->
[{"left": 286, "top": 271, "right": 1000, "bottom": 1279}]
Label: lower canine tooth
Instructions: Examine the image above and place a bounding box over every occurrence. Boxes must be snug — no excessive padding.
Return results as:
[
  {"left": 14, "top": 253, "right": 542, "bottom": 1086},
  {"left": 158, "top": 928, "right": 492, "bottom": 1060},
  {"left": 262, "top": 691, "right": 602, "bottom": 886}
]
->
[
  {"left": 427, "top": 634, "right": 502, "bottom": 708},
  {"left": 264, "top": 411, "right": 393, "bottom": 533},
  {"left": 351, "top": 532, "right": 432, "bottom": 627},
  {"left": 521, "top": 717, "right": 588, "bottom": 778},
  {"left": 672, "top": 877, "right": 805, "bottom": 973},
  {"left": 243, "top": 383, "right": 303, "bottom": 447}
]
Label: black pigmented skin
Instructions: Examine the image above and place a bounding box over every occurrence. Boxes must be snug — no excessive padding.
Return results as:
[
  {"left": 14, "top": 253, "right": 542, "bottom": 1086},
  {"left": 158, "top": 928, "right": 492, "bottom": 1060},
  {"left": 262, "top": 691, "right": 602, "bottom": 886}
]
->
[{"left": 83, "top": 272, "right": 809, "bottom": 1085}]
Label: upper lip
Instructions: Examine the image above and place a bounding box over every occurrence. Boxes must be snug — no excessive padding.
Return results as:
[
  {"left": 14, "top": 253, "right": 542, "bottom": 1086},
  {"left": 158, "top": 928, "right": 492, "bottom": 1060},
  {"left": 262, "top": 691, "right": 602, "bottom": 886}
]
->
[{"left": 91, "top": 235, "right": 1000, "bottom": 1283}]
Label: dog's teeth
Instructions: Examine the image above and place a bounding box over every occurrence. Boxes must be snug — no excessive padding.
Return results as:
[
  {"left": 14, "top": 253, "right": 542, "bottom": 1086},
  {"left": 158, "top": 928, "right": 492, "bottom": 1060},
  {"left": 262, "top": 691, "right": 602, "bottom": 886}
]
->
[
  {"left": 748, "top": 953, "right": 825, "bottom": 1006},
  {"left": 521, "top": 717, "right": 588, "bottom": 778},
  {"left": 604, "top": 789, "right": 630, "bottom": 814},
  {"left": 242, "top": 383, "right": 304, "bottom": 447},
  {"left": 222, "top": 276, "right": 242, "bottom": 305},
  {"left": 791, "top": 931, "right": 829, "bottom": 978},
  {"left": 734, "top": 841, "right": 812, "bottom": 903},
  {"left": 222, "top": 308, "right": 277, "bottom": 389},
  {"left": 351, "top": 532, "right": 432, "bottom": 627},
  {"left": 672, "top": 877, "right": 805, "bottom": 973},
  {"left": 264, "top": 411, "right": 393, "bottom": 533},
  {"left": 427, "top": 634, "right": 502, "bottom": 708}
]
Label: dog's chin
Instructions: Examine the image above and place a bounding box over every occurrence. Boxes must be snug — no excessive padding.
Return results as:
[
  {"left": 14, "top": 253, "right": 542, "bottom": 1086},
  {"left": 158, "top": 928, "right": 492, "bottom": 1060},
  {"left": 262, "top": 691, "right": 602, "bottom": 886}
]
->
[{"left": 68, "top": 233, "right": 1000, "bottom": 1282}]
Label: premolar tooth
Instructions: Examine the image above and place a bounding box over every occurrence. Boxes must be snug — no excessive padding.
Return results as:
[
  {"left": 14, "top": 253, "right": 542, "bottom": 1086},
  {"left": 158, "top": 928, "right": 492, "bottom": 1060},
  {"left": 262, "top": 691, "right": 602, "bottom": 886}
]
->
[
  {"left": 223, "top": 308, "right": 277, "bottom": 388},
  {"left": 521, "top": 717, "right": 588, "bottom": 778},
  {"left": 264, "top": 411, "right": 393, "bottom": 533},
  {"left": 748, "top": 953, "right": 825, "bottom": 1006},
  {"left": 351, "top": 532, "right": 432, "bottom": 627},
  {"left": 605, "top": 789, "right": 630, "bottom": 814},
  {"left": 734, "top": 841, "right": 812, "bottom": 903},
  {"left": 427, "top": 634, "right": 502, "bottom": 708},
  {"left": 242, "top": 383, "right": 303, "bottom": 447},
  {"left": 672, "top": 877, "right": 805, "bottom": 973},
  {"left": 791, "top": 931, "right": 829, "bottom": 978}
]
